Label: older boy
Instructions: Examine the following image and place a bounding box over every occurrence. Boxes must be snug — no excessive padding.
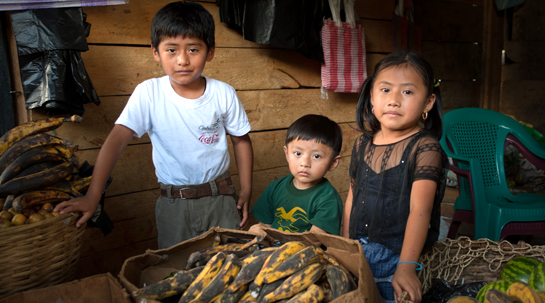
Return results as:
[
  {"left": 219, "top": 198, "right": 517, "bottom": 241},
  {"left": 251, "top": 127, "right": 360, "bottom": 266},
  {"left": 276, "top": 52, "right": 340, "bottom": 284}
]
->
[
  {"left": 55, "top": 2, "right": 253, "bottom": 249},
  {"left": 249, "top": 115, "right": 343, "bottom": 235}
]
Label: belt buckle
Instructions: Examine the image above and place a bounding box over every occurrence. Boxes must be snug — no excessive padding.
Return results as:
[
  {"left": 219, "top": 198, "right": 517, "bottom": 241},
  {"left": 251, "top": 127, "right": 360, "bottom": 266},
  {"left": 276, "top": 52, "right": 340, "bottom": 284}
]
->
[{"left": 179, "top": 188, "right": 190, "bottom": 199}]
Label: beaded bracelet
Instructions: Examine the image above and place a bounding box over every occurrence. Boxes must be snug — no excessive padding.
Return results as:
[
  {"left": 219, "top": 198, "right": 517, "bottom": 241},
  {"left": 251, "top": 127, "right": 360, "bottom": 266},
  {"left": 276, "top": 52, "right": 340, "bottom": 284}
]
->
[{"left": 397, "top": 261, "right": 423, "bottom": 271}]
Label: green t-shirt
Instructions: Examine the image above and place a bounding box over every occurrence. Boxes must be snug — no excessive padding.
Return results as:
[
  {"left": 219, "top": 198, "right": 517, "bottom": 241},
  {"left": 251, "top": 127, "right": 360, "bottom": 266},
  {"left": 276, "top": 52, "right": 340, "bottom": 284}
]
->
[{"left": 251, "top": 174, "right": 343, "bottom": 235}]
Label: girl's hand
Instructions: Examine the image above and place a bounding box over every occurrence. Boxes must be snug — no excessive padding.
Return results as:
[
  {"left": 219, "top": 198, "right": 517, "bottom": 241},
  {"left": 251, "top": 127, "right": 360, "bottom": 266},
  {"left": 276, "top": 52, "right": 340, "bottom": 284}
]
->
[{"left": 392, "top": 263, "right": 422, "bottom": 303}]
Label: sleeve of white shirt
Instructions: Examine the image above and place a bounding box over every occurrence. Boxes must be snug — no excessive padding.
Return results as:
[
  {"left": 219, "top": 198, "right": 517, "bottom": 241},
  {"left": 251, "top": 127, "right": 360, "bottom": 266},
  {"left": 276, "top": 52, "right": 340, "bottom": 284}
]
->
[
  {"left": 223, "top": 87, "right": 251, "bottom": 137},
  {"left": 115, "top": 82, "right": 152, "bottom": 138}
]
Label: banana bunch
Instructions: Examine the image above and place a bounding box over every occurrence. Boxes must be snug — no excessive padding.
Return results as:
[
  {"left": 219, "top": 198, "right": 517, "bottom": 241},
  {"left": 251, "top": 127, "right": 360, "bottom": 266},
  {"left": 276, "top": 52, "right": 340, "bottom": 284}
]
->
[
  {"left": 132, "top": 238, "right": 358, "bottom": 303},
  {"left": 0, "top": 116, "right": 91, "bottom": 227}
]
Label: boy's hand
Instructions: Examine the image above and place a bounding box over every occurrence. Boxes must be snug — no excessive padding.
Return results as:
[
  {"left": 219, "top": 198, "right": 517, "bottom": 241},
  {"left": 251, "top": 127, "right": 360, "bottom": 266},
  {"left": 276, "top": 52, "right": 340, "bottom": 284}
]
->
[
  {"left": 392, "top": 263, "right": 422, "bottom": 303},
  {"left": 236, "top": 189, "right": 250, "bottom": 229},
  {"left": 54, "top": 194, "right": 101, "bottom": 228}
]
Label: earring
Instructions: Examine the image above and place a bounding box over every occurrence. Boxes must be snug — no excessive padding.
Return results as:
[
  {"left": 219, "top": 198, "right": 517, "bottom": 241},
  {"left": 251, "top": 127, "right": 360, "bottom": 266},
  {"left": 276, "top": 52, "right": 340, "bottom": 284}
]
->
[
  {"left": 371, "top": 106, "right": 374, "bottom": 114},
  {"left": 422, "top": 112, "right": 428, "bottom": 120}
]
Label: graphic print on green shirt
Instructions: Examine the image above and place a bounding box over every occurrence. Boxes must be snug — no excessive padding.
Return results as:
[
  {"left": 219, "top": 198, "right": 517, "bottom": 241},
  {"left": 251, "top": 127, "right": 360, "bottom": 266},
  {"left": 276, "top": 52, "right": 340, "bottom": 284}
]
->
[{"left": 275, "top": 206, "right": 310, "bottom": 233}]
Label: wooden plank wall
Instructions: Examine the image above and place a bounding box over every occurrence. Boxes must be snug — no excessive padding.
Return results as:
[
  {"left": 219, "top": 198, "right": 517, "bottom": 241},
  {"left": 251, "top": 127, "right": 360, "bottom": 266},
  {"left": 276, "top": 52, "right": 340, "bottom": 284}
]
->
[
  {"left": 500, "top": 0, "right": 545, "bottom": 134},
  {"left": 29, "top": 0, "right": 396, "bottom": 279},
  {"left": 416, "top": 0, "right": 484, "bottom": 112}
]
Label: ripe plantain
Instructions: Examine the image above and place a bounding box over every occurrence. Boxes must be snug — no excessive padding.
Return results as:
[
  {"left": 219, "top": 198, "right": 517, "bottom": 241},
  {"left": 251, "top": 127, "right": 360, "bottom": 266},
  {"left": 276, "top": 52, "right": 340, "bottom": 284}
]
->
[
  {"left": 256, "top": 277, "right": 288, "bottom": 302},
  {"left": 3, "top": 195, "right": 15, "bottom": 211},
  {"left": 262, "top": 263, "right": 324, "bottom": 303},
  {"left": 485, "top": 289, "right": 512, "bottom": 303},
  {"left": 215, "top": 283, "right": 249, "bottom": 303},
  {"left": 11, "top": 161, "right": 61, "bottom": 179},
  {"left": 505, "top": 282, "right": 543, "bottom": 303},
  {"left": 237, "top": 291, "right": 257, "bottom": 303},
  {"left": 186, "top": 250, "right": 249, "bottom": 270},
  {"left": 262, "top": 246, "right": 324, "bottom": 285},
  {"left": 0, "top": 144, "right": 77, "bottom": 185},
  {"left": 0, "top": 162, "right": 74, "bottom": 197},
  {"left": 0, "top": 115, "right": 82, "bottom": 157},
  {"left": 190, "top": 253, "right": 242, "bottom": 303},
  {"left": 227, "top": 250, "right": 276, "bottom": 294},
  {"left": 0, "top": 133, "right": 71, "bottom": 172},
  {"left": 249, "top": 241, "right": 307, "bottom": 297},
  {"left": 12, "top": 190, "right": 71, "bottom": 212},
  {"left": 45, "top": 179, "right": 83, "bottom": 197},
  {"left": 70, "top": 175, "right": 92, "bottom": 192},
  {"left": 131, "top": 266, "right": 204, "bottom": 300},
  {"left": 178, "top": 252, "right": 227, "bottom": 303},
  {"left": 325, "top": 263, "right": 356, "bottom": 300},
  {"left": 285, "top": 284, "right": 324, "bottom": 303}
]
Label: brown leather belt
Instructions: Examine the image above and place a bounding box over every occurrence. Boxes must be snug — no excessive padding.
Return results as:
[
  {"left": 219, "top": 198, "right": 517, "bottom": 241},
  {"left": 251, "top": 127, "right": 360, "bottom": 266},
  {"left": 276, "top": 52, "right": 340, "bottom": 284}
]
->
[{"left": 160, "top": 176, "right": 235, "bottom": 199}]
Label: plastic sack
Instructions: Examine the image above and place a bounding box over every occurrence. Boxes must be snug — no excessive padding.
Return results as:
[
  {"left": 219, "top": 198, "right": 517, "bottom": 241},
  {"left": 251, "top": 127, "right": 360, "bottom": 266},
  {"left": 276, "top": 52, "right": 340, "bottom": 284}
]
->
[
  {"left": 422, "top": 279, "right": 487, "bottom": 303},
  {"left": 217, "top": 0, "right": 245, "bottom": 31},
  {"left": 11, "top": 8, "right": 99, "bottom": 116},
  {"left": 239, "top": 0, "right": 331, "bottom": 63},
  {"left": 496, "top": 0, "right": 525, "bottom": 10}
]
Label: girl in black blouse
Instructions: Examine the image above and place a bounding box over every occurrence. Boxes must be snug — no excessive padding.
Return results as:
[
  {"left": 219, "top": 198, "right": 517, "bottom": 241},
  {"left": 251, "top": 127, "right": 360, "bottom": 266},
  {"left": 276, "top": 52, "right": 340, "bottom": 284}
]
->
[{"left": 342, "top": 51, "right": 448, "bottom": 303}]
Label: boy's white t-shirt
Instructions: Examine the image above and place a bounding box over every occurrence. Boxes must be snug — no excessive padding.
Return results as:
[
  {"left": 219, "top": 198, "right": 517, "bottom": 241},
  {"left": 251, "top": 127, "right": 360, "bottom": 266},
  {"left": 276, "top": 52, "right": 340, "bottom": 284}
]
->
[{"left": 115, "top": 75, "right": 251, "bottom": 185}]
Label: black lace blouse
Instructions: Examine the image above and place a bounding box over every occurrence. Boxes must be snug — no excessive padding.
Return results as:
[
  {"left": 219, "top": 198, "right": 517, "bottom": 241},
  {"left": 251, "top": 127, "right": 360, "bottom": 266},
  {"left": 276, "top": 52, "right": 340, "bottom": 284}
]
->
[{"left": 348, "top": 130, "right": 448, "bottom": 254}]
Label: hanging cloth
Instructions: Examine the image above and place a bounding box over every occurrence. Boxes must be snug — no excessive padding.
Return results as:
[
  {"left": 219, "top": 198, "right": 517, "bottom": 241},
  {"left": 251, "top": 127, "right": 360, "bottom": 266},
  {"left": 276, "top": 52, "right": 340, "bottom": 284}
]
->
[{"left": 392, "top": 0, "right": 422, "bottom": 52}]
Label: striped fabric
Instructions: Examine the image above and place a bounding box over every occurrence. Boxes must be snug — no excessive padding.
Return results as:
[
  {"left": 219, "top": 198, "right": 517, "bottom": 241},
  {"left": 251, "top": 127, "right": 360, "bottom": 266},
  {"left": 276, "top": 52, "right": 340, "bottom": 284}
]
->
[
  {"left": 321, "top": 18, "right": 367, "bottom": 93},
  {"left": 0, "top": 0, "right": 127, "bottom": 10}
]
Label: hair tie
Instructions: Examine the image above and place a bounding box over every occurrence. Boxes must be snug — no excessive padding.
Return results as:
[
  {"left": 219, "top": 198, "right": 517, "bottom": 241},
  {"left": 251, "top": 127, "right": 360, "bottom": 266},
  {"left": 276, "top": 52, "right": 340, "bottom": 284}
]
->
[
  {"left": 397, "top": 261, "right": 423, "bottom": 271},
  {"left": 434, "top": 79, "right": 441, "bottom": 87}
]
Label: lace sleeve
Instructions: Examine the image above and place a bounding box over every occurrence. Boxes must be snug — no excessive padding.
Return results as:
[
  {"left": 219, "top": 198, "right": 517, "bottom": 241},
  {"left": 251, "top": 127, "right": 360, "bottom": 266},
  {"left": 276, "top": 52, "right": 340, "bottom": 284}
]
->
[
  {"left": 414, "top": 137, "right": 447, "bottom": 183},
  {"left": 349, "top": 135, "right": 366, "bottom": 189}
]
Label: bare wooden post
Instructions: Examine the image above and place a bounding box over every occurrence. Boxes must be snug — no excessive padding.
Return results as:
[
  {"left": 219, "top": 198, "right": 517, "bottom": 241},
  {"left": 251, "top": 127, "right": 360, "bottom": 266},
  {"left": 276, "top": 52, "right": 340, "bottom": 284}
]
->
[
  {"left": 480, "top": 0, "right": 504, "bottom": 111},
  {"left": 2, "top": 12, "right": 30, "bottom": 125}
]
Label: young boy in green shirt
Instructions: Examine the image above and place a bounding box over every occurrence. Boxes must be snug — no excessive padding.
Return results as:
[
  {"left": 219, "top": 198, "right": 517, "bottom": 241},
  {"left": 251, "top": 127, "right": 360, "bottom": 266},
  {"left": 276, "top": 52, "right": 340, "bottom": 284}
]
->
[{"left": 249, "top": 114, "right": 343, "bottom": 235}]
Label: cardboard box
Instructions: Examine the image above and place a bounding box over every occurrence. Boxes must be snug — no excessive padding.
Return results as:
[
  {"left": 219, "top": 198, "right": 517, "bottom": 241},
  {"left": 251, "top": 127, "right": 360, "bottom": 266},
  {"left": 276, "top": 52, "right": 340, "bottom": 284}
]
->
[
  {"left": 0, "top": 273, "right": 132, "bottom": 303},
  {"left": 119, "top": 227, "right": 382, "bottom": 303}
]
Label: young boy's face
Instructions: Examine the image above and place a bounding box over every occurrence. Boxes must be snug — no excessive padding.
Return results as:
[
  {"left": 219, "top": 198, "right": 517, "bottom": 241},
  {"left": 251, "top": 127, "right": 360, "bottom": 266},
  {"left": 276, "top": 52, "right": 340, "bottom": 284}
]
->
[
  {"left": 152, "top": 34, "right": 215, "bottom": 97},
  {"left": 284, "top": 139, "right": 340, "bottom": 190}
]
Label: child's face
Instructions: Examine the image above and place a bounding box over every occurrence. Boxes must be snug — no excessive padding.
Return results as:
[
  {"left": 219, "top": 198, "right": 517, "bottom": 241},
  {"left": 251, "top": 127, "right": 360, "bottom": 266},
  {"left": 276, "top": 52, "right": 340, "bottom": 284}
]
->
[
  {"left": 152, "top": 35, "right": 215, "bottom": 96},
  {"left": 370, "top": 64, "right": 435, "bottom": 136},
  {"left": 284, "top": 139, "right": 340, "bottom": 190}
]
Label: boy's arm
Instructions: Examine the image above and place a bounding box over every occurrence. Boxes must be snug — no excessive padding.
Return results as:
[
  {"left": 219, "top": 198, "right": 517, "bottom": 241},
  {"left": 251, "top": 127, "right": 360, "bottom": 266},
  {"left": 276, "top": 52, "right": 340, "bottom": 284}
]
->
[
  {"left": 392, "top": 179, "right": 437, "bottom": 303},
  {"left": 342, "top": 185, "right": 354, "bottom": 238},
  {"left": 230, "top": 134, "right": 253, "bottom": 229},
  {"left": 309, "top": 225, "right": 328, "bottom": 234},
  {"left": 54, "top": 124, "right": 135, "bottom": 227},
  {"left": 248, "top": 222, "right": 271, "bottom": 235}
]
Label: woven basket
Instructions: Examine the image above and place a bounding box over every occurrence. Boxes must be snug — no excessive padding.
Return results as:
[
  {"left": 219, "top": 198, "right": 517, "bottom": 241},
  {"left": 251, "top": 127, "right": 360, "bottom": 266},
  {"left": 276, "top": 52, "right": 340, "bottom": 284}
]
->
[{"left": 0, "top": 212, "right": 85, "bottom": 299}]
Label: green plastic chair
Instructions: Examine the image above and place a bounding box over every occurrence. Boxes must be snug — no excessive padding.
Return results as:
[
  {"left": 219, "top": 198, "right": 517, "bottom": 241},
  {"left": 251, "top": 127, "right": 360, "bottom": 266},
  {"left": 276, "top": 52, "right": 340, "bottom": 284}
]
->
[{"left": 440, "top": 107, "right": 545, "bottom": 241}]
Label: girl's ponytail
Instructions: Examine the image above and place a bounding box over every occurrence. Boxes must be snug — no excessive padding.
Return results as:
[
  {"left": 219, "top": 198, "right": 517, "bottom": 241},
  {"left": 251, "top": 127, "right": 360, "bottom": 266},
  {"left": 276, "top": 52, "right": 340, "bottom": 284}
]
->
[{"left": 424, "top": 80, "right": 443, "bottom": 140}]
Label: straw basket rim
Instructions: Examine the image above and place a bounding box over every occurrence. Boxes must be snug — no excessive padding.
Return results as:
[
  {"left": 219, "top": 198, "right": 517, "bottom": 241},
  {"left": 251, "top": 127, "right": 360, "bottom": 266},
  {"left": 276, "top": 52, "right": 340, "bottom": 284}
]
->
[{"left": 0, "top": 212, "right": 85, "bottom": 299}]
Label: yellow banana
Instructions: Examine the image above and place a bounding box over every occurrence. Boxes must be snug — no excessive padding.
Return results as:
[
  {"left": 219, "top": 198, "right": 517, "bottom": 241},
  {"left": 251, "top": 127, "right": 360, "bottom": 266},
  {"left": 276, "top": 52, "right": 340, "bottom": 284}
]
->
[
  {"left": 178, "top": 252, "right": 226, "bottom": 303},
  {"left": 131, "top": 266, "right": 204, "bottom": 300},
  {"left": 189, "top": 253, "right": 242, "bottom": 303},
  {"left": 0, "top": 133, "right": 71, "bottom": 172},
  {"left": 70, "top": 176, "right": 92, "bottom": 192},
  {"left": 12, "top": 190, "right": 72, "bottom": 212},
  {"left": 506, "top": 282, "right": 543, "bottom": 303},
  {"left": 262, "top": 263, "right": 324, "bottom": 303},
  {"left": 285, "top": 284, "right": 324, "bottom": 303},
  {"left": 0, "top": 115, "right": 82, "bottom": 157},
  {"left": 0, "top": 162, "right": 74, "bottom": 197},
  {"left": 249, "top": 241, "right": 307, "bottom": 297},
  {"left": 262, "top": 246, "right": 323, "bottom": 284}
]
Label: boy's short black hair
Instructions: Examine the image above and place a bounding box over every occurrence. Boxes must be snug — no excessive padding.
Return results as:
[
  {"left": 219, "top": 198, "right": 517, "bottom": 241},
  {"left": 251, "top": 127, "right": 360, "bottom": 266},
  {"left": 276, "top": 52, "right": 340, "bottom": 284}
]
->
[
  {"left": 286, "top": 114, "right": 343, "bottom": 158},
  {"left": 151, "top": 1, "right": 215, "bottom": 51}
]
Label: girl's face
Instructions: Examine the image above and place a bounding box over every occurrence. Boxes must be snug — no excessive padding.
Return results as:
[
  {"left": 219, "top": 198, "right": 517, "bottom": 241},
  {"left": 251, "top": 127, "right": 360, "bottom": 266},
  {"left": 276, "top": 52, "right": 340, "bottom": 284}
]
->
[{"left": 370, "top": 64, "right": 435, "bottom": 137}]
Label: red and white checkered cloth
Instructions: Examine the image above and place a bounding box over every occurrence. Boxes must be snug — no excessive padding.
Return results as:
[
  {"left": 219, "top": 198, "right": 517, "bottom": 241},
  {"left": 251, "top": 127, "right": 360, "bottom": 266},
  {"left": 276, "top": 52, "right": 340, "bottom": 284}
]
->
[{"left": 321, "top": 19, "right": 367, "bottom": 93}]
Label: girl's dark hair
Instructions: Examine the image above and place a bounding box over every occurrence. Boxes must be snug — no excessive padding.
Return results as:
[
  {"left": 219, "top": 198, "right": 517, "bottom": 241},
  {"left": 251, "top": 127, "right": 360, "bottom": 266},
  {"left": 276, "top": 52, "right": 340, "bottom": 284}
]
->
[
  {"left": 355, "top": 51, "right": 443, "bottom": 139},
  {"left": 151, "top": 1, "right": 215, "bottom": 51},
  {"left": 286, "top": 114, "right": 343, "bottom": 158}
]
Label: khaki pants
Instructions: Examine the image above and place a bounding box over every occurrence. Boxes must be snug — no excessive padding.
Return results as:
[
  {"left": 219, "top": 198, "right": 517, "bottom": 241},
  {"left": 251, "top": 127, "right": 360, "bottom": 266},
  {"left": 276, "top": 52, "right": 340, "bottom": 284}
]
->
[{"left": 156, "top": 177, "right": 241, "bottom": 249}]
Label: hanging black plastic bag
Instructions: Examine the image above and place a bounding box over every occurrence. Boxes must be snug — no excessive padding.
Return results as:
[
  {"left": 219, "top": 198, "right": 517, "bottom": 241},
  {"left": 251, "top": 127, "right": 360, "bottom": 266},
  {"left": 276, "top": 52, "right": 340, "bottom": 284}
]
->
[
  {"left": 10, "top": 8, "right": 99, "bottom": 116},
  {"left": 422, "top": 279, "right": 487, "bottom": 303},
  {"left": 217, "top": 0, "right": 245, "bottom": 31},
  {"left": 240, "top": 0, "right": 331, "bottom": 63}
]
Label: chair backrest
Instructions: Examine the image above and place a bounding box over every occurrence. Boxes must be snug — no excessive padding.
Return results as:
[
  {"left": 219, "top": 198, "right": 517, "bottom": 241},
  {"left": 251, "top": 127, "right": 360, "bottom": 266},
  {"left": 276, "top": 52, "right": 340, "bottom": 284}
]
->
[{"left": 441, "top": 107, "right": 545, "bottom": 202}]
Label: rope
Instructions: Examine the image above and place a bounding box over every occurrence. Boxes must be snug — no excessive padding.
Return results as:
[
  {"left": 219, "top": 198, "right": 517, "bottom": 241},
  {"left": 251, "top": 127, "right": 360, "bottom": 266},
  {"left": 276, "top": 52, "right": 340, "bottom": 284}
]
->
[{"left": 417, "top": 236, "right": 545, "bottom": 294}]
